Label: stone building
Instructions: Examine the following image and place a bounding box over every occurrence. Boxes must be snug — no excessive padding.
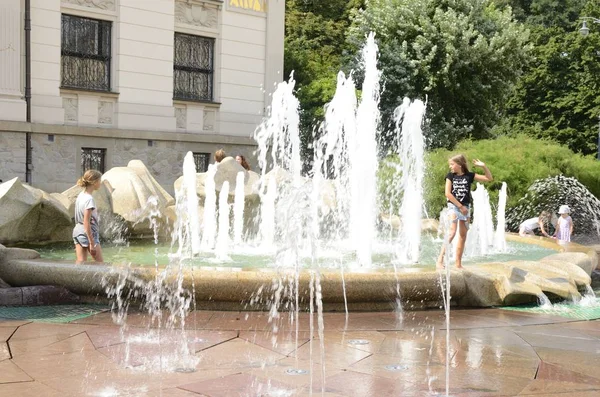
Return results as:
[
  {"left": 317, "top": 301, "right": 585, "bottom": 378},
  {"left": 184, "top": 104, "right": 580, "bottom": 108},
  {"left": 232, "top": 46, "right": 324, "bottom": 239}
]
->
[{"left": 0, "top": 0, "right": 283, "bottom": 194}]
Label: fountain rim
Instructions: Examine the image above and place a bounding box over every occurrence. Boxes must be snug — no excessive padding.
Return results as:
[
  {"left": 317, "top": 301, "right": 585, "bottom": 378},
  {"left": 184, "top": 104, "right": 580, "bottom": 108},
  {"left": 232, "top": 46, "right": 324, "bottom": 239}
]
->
[{"left": 0, "top": 234, "right": 596, "bottom": 311}]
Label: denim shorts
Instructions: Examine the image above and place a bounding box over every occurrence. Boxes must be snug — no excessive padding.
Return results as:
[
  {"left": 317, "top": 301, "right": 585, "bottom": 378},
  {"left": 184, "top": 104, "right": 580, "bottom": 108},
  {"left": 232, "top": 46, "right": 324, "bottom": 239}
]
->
[
  {"left": 73, "top": 231, "right": 100, "bottom": 248},
  {"left": 447, "top": 203, "right": 470, "bottom": 222}
]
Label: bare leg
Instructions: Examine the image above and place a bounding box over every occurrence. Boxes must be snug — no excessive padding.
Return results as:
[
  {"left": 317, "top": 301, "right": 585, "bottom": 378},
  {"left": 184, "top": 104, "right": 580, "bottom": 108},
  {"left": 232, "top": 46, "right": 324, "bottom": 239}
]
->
[
  {"left": 75, "top": 244, "right": 88, "bottom": 264},
  {"left": 90, "top": 244, "right": 104, "bottom": 263},
  {"left": 455, "top": 220, "right": 468, "bottom": 269},
  {"left": 437, "top": 216, "right": 458, "bottom": 269}
]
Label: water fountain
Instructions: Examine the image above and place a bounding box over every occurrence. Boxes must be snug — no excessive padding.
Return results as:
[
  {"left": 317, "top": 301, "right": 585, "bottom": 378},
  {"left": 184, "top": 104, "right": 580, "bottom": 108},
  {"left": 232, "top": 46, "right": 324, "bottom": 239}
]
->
[{"left": 0, "top": 31, "right": 597, "bottom": 397}]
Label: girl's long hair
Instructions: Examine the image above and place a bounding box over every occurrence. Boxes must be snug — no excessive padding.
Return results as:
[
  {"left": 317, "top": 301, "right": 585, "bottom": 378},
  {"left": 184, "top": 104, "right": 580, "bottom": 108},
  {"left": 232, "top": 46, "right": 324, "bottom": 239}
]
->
[
  {"left": 450, "top": 154, "right": 469, "bottom": 173},
  {"left": 77, "top": 169, "right": 102, "bottom": 188}
]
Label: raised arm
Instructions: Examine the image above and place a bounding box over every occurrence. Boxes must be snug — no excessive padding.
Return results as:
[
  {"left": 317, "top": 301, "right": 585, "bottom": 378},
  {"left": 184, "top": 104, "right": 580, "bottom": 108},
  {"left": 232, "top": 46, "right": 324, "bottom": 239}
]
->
[{"left": 472, "top": 159, "right": 493, "bottom": 182}]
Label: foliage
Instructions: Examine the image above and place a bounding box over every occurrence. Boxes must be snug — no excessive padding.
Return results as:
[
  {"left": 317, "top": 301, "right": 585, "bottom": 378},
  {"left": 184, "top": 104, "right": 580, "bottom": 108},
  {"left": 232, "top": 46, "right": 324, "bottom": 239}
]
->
[
  {"left": 284, "top": 0, "right": 364, "bottom": 165},
  {"left": 496, "top": 0, "right": 600, "bottom": 156},
  {"left": 349, "top": 0, "right": 532, "bottom": 151},
  {"left": 379, "top": 135, "right": 600, "bottom": 217}
]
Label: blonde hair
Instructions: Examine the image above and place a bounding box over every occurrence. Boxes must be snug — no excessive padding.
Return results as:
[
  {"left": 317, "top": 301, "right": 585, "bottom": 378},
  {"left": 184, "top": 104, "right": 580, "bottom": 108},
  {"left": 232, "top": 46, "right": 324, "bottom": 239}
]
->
[
  {"left": 449, "top": 154, "right": 469, "bottom": 173},
  {"left": 77, "top": 169, "right": 102, "bottom": 188},
  {"left": 214, "top": 149, "right": 226, "bottom": 163}
]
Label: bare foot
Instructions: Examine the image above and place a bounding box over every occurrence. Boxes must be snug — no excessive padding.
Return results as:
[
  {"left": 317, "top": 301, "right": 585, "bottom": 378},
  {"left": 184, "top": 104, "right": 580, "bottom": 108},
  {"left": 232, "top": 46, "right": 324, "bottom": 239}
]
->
[
  {"left": 455, "top": 263, "right": 463, "bottom": 269},
  {"left": 436, "top": 258, "right": 445, "bottom": 270}
]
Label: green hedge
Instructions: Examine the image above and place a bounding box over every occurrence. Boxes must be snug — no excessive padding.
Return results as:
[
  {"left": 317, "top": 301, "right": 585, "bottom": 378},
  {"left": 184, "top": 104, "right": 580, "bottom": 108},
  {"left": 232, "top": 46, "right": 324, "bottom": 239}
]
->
[{"left": 379, "top": 135, "right": 600, "bottom": 216}]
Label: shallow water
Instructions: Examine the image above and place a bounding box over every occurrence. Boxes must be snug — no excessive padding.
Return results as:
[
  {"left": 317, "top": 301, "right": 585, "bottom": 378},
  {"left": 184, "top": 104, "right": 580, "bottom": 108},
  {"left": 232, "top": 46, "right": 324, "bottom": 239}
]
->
[{"left": 19, "top": 235, "right": 557, "bottom": 270}]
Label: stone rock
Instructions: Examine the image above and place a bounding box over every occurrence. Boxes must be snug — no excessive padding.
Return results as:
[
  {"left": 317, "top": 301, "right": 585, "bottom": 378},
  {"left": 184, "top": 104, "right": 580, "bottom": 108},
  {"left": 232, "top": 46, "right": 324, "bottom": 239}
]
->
[
  {"left": 541, "top": 252, "right": 596, "bottom": 275},
  {"left": 459, "top": 258, "right": 584, "bottom": 307},
  {"left": 539, "top": 259, "right": 591, "bottom": 286},
  {"left": 61, "top": 180, "right": 114, "bottom": 218},
  {"left": 0, "top": 178, "right": 72, "bottom": 243},
  {"left": 102, "top": 160, "right": 175, "bottom": 237},
  {"left": 379, "top": 215, "right": 439, "bottom": 233}
]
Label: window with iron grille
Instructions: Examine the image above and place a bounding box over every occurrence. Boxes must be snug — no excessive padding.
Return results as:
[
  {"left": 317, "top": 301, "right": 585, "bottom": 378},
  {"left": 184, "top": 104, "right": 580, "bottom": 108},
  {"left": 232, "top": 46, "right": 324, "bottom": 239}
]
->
[
  {"left": 193, "top": 152, "right": 210, "bottom": 172},
  {"left": 174, "top": 33, "right": 214, "bottom": 101},
  {"left": 61, "top": 14, "right": 112, "bottom": 91},
  {"left": 81, "top": 148, "right": 106, "bottom": 174}
]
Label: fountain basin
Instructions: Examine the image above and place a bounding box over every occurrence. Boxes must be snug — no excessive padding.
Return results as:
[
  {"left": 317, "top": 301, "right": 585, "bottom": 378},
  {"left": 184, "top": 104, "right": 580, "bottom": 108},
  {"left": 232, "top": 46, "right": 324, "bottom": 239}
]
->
[{"left": 0, "top": 235, "right": 596, "bottom": 310}]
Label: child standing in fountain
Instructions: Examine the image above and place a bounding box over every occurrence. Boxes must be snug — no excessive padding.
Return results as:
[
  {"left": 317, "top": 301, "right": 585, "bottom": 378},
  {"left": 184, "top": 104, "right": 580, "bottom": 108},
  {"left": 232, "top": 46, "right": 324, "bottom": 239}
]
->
[
  {"left": 72, "top": 170, "right": 104, "bottom": 264},
  {"left": 437, "top": 154, "right": 493, "bottom": 269},
  {"left": 554, "top": 205, "right": 573, "bottom": 243}
]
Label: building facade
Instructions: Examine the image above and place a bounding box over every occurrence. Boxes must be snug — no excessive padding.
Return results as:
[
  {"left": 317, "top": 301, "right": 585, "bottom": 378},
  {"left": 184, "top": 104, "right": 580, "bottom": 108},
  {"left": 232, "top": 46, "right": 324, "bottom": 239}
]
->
[{"left": 0, "top": 0, "right": 283, "bottom": 194}]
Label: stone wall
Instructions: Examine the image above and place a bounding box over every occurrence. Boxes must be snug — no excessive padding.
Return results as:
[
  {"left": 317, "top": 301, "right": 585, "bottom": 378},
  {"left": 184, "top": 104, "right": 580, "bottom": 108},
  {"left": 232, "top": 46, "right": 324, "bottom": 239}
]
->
[
  {"left": 0, "top": 131, "right": 26, "bottom": 182},
  {"left": 0, "top": 122, "right": 257, "bottom": 195}
]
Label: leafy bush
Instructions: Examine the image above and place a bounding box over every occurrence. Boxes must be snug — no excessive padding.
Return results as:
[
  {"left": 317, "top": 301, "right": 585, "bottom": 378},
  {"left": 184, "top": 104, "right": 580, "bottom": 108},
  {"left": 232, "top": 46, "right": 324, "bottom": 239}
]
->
[{"left": 379, "top": 135, "right": 600, "bottom": 217}]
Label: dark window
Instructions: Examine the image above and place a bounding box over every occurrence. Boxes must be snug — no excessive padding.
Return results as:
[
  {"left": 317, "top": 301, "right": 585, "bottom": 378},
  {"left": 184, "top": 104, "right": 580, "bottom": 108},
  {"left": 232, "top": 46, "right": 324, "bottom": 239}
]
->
[
  {"left": 61, "top": 14, "right": 112, "bottom": 91},
  {"left": 193, "top": 152, "right": 210, "bottom": 172},
  {"left": 174, "top": 33, "right": 214, "bottom": 101},
  {"left": 82, "top": 148, "right": 106, "bottom": 174}
]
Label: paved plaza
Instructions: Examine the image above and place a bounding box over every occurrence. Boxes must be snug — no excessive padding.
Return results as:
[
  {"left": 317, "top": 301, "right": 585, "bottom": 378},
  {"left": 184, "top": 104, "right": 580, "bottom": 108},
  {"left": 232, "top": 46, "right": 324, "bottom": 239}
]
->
[{"left": 0, "top": 307, "right": 598, "bottom": 396}]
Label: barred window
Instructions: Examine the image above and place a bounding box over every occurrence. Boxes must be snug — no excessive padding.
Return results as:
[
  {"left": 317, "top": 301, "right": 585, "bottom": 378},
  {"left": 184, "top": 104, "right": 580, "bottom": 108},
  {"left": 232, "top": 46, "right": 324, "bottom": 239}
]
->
[
  {"left": 61, "top": 14, "right": 111, "bottom": 91},
  {"left": 82, "top": 148, "right": 106, "bottom": 174},
  {"left": 174, "top": 33, "right": 214, "bottom": 101},
  {"left": 193, "top": 152, "right": 210, "bottom": 172}
]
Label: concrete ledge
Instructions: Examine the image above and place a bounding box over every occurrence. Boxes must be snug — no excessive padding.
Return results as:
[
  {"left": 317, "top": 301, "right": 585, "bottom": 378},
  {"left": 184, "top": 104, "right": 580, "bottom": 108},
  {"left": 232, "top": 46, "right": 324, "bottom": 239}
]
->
[
  {"left": 0, "top": 235, "right": 595, "bottom": 311},
  {"left": 0, "top": 285, "right": 79, "bottom": 306},
  {"left": 0, "top": 120, "right": 256, "bottom": 146}
]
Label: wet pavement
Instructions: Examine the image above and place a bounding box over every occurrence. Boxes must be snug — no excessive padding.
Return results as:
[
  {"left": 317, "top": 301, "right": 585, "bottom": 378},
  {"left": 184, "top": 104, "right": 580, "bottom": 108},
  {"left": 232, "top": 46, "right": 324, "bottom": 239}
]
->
[{"left": 0, "top": 308, "right": 599, "bottom": 396}]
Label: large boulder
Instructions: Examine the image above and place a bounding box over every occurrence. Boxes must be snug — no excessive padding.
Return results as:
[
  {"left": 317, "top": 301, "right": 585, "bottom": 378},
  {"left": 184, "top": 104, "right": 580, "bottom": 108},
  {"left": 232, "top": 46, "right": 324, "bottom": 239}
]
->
[
  {"left": 102, "top": 160, "right": 175, "bottom": 237},
  {"left": 60, "top": 181, "right": 129, "bottom": 242},
  {"left": 61, "top": 180, "right": 114, "bottom": 217},
  {"left": 174, "top": 157, "right": 261, "bottom": 201},
  {"left": 0, "top": 178, "right": 72, "bottom": 243}
]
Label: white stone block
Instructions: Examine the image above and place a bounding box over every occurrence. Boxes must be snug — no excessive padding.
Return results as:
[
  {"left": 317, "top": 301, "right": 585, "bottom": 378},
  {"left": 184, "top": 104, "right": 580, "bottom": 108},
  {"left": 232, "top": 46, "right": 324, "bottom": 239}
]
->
[
  {"left": 0, "top": 98, "right": 26, "bottom": 122},
  {"left": 32, "top": 105, "right": 65, "bottom": 124},
  {"left": 31, "top": 6, "right": 61, "bottom": 29},
  {"left": 117, "top": 87, "right": 173, "bottom": 106},
  {"left": 222, "top": 9, "right": 266, "bottom": 31},
  {"left": 219, "top": 97, "right": 263, "bottom": 114},
  {"left": 118, "top": 55, "right": 173, "bottom": 76},
  {"left": 31, "top": 60, "right": 60, "bottom": 82},
  {"left": 119, "top": 23, "right": 174, "bottom": 46},
  {"left": 185, "top": 105, "right": 204, "bottom": 133},
  {"left": 221, "top": 54, "right": 265, "bottom": 74},
  {"left": 120, "top": 0, "right": 173, "bottom": 15},
  {"left": 116, "top": 113, "right": 176, "bottom": 131},
  {"left": 221, "top": 40, "right": 265, "bottom": 60},
  {"left": 120, "top": 6, "right": 173, "bottom": 29},
  {"left": 220, "top": 83, "right": 264, "bottom": 102},
  {"left": 30, "top": 43, "right": 60, "bottom": 64},
  {"left": 118, "top": 39, "right": 173, "bottom": 62},
  {"left": 31, "top": 25, "right": 61, "bottom": 46},
  {"left": 221, "top": 25, "right": 266, "bottom": 46},
  {"left": 77, "top": 95, "right": 99, "bottom": 125},
  {"left": 219, "top": 68, "right": 265, "bottom": 87}
]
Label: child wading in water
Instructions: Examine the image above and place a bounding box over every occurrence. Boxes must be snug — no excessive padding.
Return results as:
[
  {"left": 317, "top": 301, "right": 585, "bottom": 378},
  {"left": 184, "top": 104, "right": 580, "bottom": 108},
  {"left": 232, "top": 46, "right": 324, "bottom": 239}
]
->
[
  {"left": 72, "top": 170, "right": 104, "bottom": 264},
  {"left": 437, "top": 154, "right": 493, "bottom": 269},
  {"left": 554, "top": 205, "right": 573, "bottom": 243}
]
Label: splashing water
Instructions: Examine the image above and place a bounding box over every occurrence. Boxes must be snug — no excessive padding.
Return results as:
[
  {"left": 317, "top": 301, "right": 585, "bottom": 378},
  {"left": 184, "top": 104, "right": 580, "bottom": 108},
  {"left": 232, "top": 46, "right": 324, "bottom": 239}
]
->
[
  {"left": 233, "top": 172, "right": 246, "bottom": 245},
  {"left": 181, "top": 152, "right": 201, "bottom": 255},
  {"left": 494, "top": 182, "right": 508, "bottom": 251},
  {"left": 395, "top": 98, "right": 427, "bottom": 263},
  {"left": 215, "top": 181, "right": 231, "bottom": 261},
  {"left": 201, "top": 164, "right": 217, "bottom": 251}
]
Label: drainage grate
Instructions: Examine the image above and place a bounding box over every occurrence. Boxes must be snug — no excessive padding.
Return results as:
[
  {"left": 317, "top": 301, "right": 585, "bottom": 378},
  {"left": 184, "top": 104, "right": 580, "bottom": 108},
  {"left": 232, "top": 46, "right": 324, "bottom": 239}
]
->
[
  {"left": 501, "top": 298, "right": 600, "bottom": 321},
  {"left": 0, "top": 304, "right": 109, "bottom": 323}
]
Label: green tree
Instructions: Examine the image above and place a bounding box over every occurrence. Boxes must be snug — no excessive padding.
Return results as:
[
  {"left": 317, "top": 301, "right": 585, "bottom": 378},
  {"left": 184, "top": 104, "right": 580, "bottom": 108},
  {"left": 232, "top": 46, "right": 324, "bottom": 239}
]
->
[
  {"left": 498, "top": 0, "right": 600, "bottom": 156},
  {"left": 284, "top": 0, "right": 364, "bottom": 165},
  {"left": 349, "top": 0, "right": 531, "bottom": 151}
]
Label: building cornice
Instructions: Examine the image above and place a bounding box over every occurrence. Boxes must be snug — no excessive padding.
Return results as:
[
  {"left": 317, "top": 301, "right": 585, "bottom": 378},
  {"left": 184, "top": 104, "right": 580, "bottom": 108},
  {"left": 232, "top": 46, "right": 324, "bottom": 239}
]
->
[{"left": 0, "top": 121, "right": 255, "bottom": 146}]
